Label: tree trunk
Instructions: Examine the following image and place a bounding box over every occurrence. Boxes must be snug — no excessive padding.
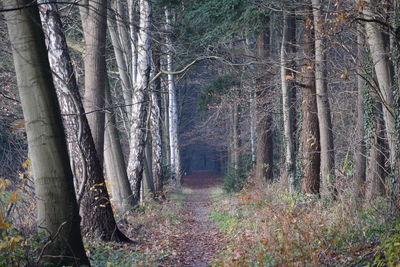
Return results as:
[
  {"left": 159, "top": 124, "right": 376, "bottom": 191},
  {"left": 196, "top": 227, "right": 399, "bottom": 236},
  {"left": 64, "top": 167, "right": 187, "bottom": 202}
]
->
[
  {"left": 128, "top": 0, "right": 138, "bottom": 85},
  {"left": 108, "top": 4, "right": 133, "bottom": 120},
  {"left": 364, "top": 0, "right": 396, "bottom": 170},
  {"left": 127, "top": 0, "right": 152, "bottom": 205},
  {"left": 151, "top": 54, "right": 164, "bottom": 196},
  {"left": 165, "top": 7, "right": 181, "bottom": 184},
  {"left": 312, "top": 0, "right": 336, "bottom": 198},
  {"left": 301, "top": 11, "right": 321, "bottom": 194},
  {"left": 354, "top": 24, "right": 367, "bottom": 201},
  {"left": 231, "top": 102, "right": 241, "bottom": 170},
  {"left": 280, "top": 10, "right": 297, "bottom": 192},
  {"left": 39, "top": 1, "right": 129, "bottom": 242},
  {"left": 162, "top": 74, "right": 171, "bottom": 168},
  {"left": 80, "top": 0, "right": 108, "bottom": 166},
  {"left": 366, "top": 101, "right": 387, "bottom": 199},
  {"left": 255, "top": 28, "right": 274, "bottom": 182},
  {"left": 104, "top": 81, "right": 134, "bottom": 214},
  {"left": 244, "top": 37, "right": 257, "bottom": 164},
  {"left": 4, "top": 1, "right": 89, "bottom": 264}
]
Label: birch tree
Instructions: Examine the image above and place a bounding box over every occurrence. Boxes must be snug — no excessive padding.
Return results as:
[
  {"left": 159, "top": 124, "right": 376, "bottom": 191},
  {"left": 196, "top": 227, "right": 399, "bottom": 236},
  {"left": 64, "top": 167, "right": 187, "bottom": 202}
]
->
[
  {"left": 127, "top": 0, "right": 152, "bottom": 205},
  {"left": 150, "top": 55, "right": 164, "bottom": 196},
  {"left": 4, "top": 1, "right": 89, "bottom": 264},
  {"left": 165, "top": 7, "right": 181, "bottom": 184},
  {"left": 38, "top": 1, "right": 129, "bottom": 241}
]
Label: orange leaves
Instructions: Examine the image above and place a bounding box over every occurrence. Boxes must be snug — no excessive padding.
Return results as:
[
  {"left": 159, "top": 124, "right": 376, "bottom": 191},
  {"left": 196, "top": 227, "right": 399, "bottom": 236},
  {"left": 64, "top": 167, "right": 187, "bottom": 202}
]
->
[
  {"left": 11, "top": 120, "right": 27, "bottom": 131},
  {"left": 8, "top": 190, "right": 21, "bottom": 204}
]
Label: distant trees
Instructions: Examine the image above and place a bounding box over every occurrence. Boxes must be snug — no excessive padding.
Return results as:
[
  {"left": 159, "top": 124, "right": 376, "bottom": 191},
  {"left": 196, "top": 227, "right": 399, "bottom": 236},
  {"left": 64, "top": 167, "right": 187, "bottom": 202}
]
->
[{"left": 4, "top": 0, "right": 400, "bottom": 264}]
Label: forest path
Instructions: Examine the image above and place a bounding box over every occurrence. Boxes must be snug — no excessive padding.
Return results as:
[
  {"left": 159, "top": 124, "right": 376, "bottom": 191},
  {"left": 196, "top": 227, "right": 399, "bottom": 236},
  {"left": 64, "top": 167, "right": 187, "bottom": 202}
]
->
[{"left": 163, "top": 170, "right": 224, "bottom": 266}]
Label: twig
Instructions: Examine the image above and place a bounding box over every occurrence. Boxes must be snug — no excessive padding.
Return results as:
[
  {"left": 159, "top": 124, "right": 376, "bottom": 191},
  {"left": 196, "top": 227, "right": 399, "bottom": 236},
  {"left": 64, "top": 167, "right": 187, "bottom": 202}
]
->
[{"left": 36, "top": 221, "right": 67, "bottom": 265}]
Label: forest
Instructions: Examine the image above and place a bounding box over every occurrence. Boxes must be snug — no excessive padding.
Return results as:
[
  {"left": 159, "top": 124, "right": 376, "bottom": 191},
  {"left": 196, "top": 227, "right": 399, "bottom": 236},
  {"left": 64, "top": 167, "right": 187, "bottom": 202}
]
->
[{"left": 1, "top": 0, "right": 400, "bottom": 266}]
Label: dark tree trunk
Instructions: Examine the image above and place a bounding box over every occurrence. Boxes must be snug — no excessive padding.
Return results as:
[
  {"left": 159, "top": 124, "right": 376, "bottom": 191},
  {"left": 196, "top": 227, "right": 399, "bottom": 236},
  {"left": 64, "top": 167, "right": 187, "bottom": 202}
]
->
[
  {"left": 255, "top": 24, "right": 274, "bottom": 182},
  {"left": 300, "top": 11, "right": 321, "bottom": 194}
]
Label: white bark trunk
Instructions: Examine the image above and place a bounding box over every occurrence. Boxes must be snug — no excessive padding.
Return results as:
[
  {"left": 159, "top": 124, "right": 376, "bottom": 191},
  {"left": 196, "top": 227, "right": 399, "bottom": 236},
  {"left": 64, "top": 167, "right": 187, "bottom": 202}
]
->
[
  {"left": 165, "top": 8, "right": 181, "bottom": 184},
  {"left": 150, "top": 56, "right": 163, "bottom": 195},
  {"left": 127, "top": 0, "right": 152, "bottom": 205}
]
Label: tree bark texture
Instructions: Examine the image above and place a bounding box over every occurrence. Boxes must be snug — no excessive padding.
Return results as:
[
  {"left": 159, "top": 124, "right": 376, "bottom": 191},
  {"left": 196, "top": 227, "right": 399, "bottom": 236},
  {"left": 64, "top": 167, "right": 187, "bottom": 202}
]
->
[
  {"left": 104, "top": 81, "right": 134, "bottom": 214},
  {"left": 366, "top": 101, "right": 387, "bottom": 199},
  {"left": 255, "top": 28, "right": 274, "bottom": 182},
  {"left": 39, "top": 1, "right": 129, "bottom": 242},
  {"left": 151, "top": 54, "right": 164, "bottom": 196},
  {"left": 108, "top": 4, "right": 133, "bottom": 120},
  {"left": 364, "top": 0, "right": 396, "bottom": 169},
  {"left": 354, "top": 25, "right": 367, "bottom": 201},
  {"left": 312, "top": 0, "right": 336, "bottom": 198},
  {"left": 280, "top": 10, "right": 297, "bottom": 192},
  {"left": 165, "top": 7, "right": 181, "bottom": 184},
  {"left": 127, "top": 0, "right": 152, "bottom": 205},
  {"left": 301, "top": 12, "right": 321, "bottom": 194},
  {"left": 80, "top": 0, "right": 108, "bottom": 165},
  {"left": 231, "top": 102, "right": 241, "bottom": 170},
  {"left": 4, "top": 1, "right": 89, "bottom": 264}
]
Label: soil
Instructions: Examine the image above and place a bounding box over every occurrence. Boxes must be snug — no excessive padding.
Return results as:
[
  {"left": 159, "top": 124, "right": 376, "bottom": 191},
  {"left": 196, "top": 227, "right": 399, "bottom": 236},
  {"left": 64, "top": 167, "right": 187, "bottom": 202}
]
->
[{"left": 162, "top": 170, "right": 224, "bottom": 266}]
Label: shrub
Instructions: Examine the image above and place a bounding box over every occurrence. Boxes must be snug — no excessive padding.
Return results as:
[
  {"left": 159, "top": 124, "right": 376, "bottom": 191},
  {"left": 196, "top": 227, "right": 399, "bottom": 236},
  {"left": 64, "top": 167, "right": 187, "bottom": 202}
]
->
[{"left": 223, "top": 156, "right": 253, "bottom": 192}]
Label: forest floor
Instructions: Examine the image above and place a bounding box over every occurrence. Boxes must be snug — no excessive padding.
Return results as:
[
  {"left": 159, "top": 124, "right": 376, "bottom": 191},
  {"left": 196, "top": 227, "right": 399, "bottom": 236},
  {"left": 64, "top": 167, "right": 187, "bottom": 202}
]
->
[
  {"left": 88, "top": 170, "right": 226, "bottom": 266},
  {"left": 86, "top": 170, "right": 400, "bottom": 267},
  {"left": 158, "top": 170, "right": 225, "bottom": 266}
]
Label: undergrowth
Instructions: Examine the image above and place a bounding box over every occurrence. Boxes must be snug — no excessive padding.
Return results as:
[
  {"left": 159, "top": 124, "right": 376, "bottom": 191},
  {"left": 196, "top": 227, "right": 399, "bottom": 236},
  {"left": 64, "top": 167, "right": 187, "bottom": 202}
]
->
[
  {"left": 1, "top": 175, "right": 185, "bottom": 266},
  {"left": 211, "top": 176, "right": 400, "bottom": 266}
]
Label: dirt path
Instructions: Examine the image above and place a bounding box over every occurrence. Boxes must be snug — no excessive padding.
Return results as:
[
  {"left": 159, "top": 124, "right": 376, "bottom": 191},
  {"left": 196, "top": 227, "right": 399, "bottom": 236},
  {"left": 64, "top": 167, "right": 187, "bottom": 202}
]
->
[{"left": 163, "top": 170, "right": 224, "bottom": 266}]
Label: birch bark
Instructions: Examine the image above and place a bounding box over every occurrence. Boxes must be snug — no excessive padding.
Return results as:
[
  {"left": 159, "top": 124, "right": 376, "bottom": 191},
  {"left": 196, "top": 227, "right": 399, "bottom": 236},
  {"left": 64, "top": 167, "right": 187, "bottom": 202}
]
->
[
  {"left": 4, "top": 1, "right": 89, "bottom": 264},
  {"left": 127, "top": 0, "right": 152, "bottom": 205},
  {"left": 165, "top": 7, "right": 181, "bottom": 184},
  {"left": 39, "top": 1, "right": 129, "bottom": 241}
]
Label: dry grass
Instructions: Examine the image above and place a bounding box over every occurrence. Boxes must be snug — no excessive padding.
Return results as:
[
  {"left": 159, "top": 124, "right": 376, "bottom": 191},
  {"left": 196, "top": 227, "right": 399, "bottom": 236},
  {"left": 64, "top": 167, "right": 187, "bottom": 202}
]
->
[{"left": 211, "top": 175, "right": 398, "bottom": 266}]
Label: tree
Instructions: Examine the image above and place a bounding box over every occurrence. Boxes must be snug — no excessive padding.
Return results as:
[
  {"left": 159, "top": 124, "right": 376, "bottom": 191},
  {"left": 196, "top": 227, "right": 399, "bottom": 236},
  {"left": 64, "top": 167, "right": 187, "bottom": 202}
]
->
[
  {"left": 363, "top": 0, "right": 397, "bottom": 211},
  {"left": 280, "top": 9, "right": 297, "bottom": 192},
  {"left": 79, "top": 0, "right": 108, "bottom": 165},
  {"left": 255, "top": 26, "right": 274, "bottom": 182},
  {"left": 39, "top": 1, "right": 129, "bottom": 241},
  {"left": 165, "top": 7, "right": 182, "bottom": 184},
  {"left": 354, "top": 24, "right": 367, "bottom": 201},
  {"left": 104, "top": 81, "right": 134, "bottom": 213},
  {"left": 150, "top": 54, "right": 164, "bottom": 196},
  {"left": 301, "top": 9, "right": 321, "bottom": 194},
  {"left": 127, "top": 0, "right": 152, "bottom": 205},
  {"left": 311, "top": 0, "right": 335, "bottom": 198},
  {"left": 3, "top": 0, "right": 89, "bottom": 264}
]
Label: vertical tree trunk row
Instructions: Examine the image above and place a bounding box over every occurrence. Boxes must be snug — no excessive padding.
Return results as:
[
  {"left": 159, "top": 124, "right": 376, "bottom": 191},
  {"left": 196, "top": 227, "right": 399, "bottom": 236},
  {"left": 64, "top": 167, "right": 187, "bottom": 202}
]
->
[{"left": 4, "top": 1, "right": 89, "bottom": 264}]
